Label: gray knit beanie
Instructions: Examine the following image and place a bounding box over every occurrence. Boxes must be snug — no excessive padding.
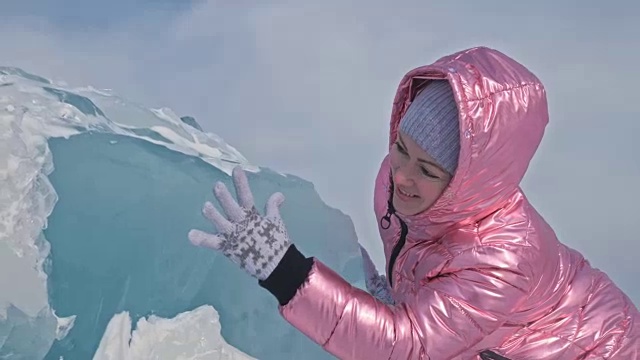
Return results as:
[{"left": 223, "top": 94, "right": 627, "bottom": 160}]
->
[{"left": 399, "top": 80, "right": 460, "bottom": 175}]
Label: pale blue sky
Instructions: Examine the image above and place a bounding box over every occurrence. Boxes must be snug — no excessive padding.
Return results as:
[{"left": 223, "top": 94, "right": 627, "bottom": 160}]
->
[
  {"left": 2, "top": 0, "right": 639, "bottom": 302},
  {"left": 2, "top": 0, "right": 196, "bottom": 30}
]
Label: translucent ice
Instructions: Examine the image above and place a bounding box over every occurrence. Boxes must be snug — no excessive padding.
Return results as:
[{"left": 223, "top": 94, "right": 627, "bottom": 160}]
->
[{"left": 0, "top": 67, "right": 364, "bottom": 359}]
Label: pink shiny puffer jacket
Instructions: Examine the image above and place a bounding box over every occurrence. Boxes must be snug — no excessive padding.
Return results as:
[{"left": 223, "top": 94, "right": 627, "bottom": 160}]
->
[{"left": 279, "top": 47, "right": 640, "bottom": 359}]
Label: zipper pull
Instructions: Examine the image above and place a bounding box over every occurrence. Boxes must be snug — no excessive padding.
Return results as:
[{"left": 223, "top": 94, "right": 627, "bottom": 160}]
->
[
  {"left": 380, "top": 192, "right": 395, "bottom": 230},
  {"left": 380, "top": 212, "right": 392, "bottom": 229}
]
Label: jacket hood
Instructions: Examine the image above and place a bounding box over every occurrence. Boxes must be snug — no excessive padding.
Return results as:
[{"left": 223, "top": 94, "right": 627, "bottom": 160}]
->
[{"left": 388, "top": 46, "right": 549, "bottom": 239}]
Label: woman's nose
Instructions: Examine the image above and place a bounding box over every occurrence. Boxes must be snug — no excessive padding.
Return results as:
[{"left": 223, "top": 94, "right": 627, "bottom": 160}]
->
[{"left": 393, "top": 166, "right": 412, "bottom": 187}]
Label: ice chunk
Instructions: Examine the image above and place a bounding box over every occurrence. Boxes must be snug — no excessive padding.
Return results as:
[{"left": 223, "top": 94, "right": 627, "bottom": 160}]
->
[
  {"left": 0, "top": 304, "right": 57, "bottom": 359},
  {"left": 54, "top": 312, "right": 76, "bottom": 341},
  {"left": 180, "top": 116, "right": 203, "bottom": 131},
  {"left": 43, "top": 132, "right": 362, "bottom": 359},
  {"left": 42, "top": 87, "right": 106, "bottom": 117},
  {"left": 94, "top": 305, "right": 255, "bottom": 360},
  {"left": 0, "top": 67, "right": 364, "bottom": 359},
  {"left": 0, "top": 67, "right": 51, "bottom": 84},
  {"left": 0, "top": 76, "right": 61, "bottom": 360}
]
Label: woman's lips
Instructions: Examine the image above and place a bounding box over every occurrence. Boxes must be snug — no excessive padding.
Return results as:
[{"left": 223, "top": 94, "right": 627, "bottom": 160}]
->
[{"left": 396, "top": 187, "right": 419, "bottom": 201}]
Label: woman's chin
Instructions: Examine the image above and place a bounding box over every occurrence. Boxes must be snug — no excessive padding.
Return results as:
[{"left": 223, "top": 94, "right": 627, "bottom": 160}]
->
[{"left": 392, "top": 193, "right": 423, "bottom": 216}]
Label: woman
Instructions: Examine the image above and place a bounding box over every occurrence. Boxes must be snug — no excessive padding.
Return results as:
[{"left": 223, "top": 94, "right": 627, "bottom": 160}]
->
[{"left": 188, "top": 46, "right": 639, "bottom": 359}]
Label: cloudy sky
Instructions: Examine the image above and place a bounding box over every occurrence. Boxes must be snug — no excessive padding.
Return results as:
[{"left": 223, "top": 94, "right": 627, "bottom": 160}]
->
[{"left": 3, "top": 0, "right": 638, "bottom": 302}]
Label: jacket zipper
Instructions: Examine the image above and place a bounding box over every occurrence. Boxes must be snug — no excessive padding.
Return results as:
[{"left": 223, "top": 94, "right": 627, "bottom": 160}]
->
[
  {"left": 479, "top": 350, "right": 510, "bottom": 360},
  {"left": 379, "top": 180, "right": 408, "bottom": 288},
  {"left": 386, "top": 215, "right": 407, "bottom": 287}
]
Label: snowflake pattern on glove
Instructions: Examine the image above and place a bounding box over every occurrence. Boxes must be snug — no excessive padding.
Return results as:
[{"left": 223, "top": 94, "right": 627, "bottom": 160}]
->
[
  {"left": 366, "top": 273, "right": 396, "bottom": 305},
  {"left": 360, "top": 244, "right": 396, "bottom": 305},
  {"left": 189, "top": 166, "right": 291, "bottom": 281}
]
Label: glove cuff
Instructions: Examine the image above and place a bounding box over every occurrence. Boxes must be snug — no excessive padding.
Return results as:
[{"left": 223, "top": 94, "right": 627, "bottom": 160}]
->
[
  {"left": 259, "top": 244, "right": 313, "bottom": 305},
  {"left": 254, "top": 242, "right": 291, "bottom": 281}
]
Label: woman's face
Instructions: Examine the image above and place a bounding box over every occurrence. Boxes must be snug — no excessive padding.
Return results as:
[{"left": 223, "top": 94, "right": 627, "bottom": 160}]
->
[{"left": 389, "top": 131, "right": 453, "bottom": 216}]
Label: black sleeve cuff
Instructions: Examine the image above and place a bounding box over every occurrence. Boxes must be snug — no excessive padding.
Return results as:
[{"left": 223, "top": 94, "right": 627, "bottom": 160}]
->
[{"left": 258, "top": 244, "right": 314, "bottom": 306}]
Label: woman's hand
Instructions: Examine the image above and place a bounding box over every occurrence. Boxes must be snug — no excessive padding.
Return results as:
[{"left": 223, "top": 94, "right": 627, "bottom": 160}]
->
[
  {"left": 360, "top": 244, "right": 396, "bottom": 305},
  {"left": 188, "top": 166, "right": 291, "bottom": 281}
]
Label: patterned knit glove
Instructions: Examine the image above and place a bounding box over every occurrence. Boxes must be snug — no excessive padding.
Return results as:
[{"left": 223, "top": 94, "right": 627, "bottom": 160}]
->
[
  {"left": 360, "top": 244, "right": 396, "bottom": 305},
  {"left": 188, "top": 166, "right": 291, "bottom": 281}
]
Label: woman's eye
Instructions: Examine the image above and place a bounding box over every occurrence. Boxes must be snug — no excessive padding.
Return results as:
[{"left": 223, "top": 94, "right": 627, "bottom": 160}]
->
[
  {"left": 421, "top": 167, "right": 438, "bottom": 179},
  {"left": 396, "top": 143, "right": 407, "bottom": 154}
]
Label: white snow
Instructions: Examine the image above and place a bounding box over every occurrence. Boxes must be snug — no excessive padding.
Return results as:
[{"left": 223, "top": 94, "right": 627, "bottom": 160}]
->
[
  {"left": 93, "top": 306, "right": 255, "bottom": 360},
  {"left": 54, "top": 311, "right": 76, "bottom": 340}
]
